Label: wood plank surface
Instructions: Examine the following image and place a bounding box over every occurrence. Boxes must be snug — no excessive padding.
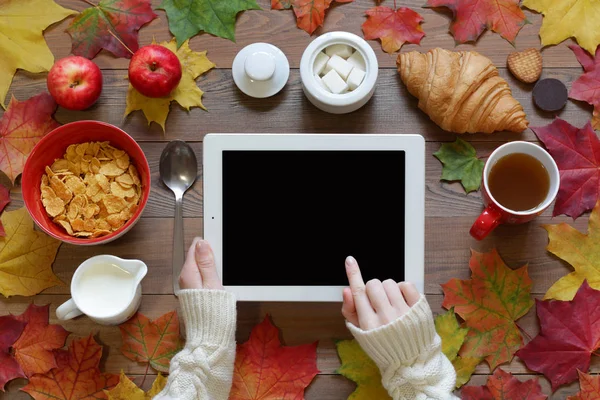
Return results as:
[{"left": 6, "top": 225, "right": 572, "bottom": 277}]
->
[{"left": 0, "top": 0, "right": 596, "bottom": 398}]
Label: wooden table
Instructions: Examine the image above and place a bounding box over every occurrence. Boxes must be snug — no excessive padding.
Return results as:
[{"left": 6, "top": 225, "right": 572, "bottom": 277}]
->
[{"left": 0, "top": 1, "right": 593, "bottom": 398}]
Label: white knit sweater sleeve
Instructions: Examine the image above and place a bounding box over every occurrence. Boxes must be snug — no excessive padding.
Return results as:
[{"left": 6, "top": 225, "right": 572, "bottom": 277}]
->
[
  {"left": 346, "top": 296, "right": 459, "bottom": 400},
  {"left": 154, "top": 289, "right": 237, "bottom": 400}
]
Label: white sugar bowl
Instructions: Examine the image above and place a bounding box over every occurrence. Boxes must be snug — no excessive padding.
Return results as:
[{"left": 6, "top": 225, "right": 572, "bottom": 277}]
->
[{"left": 300, "top": 31, "right": 378, "bottom": 114}]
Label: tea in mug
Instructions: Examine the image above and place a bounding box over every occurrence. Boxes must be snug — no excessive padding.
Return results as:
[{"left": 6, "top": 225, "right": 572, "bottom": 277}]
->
[{"left": 488, "top": 153, "right": 550, "bottom": 212}]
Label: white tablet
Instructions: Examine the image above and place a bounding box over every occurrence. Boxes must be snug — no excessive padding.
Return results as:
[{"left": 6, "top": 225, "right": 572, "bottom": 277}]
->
[{"left": 203, "top": 134, "right": 425, "bottom": 302}]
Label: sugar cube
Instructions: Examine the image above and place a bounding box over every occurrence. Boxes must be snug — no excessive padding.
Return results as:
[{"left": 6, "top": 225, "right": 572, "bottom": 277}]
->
[
  {"left": 313, "top": 52, "right": 330, "bottom": 76},
  {"left": 326, "top": 55, "right": 353, "bottom": 80},
  {"left": 315, "top": 75, "right": 330, "bottom": 92},
  {"left": 347, "top": 67, "right": 365, "bottom": 90},
  {"left": 322, "top": 70, "right": 349, "bottom": 94},
  {"left": 346, "top": 51, "right": 366, "bottom": 71},
  {"left": 325, "top": 44, "right": 354, "bottom": 59}
]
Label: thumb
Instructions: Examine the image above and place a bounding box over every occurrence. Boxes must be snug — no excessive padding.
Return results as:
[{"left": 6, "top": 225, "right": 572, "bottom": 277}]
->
[{"left": 194, "top": 240, "right": 223, "bottom": 290}]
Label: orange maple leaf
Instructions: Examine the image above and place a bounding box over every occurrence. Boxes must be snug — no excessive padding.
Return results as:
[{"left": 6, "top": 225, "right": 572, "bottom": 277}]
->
[
  {"left": 569, "top": 371, "right": 600, "bottom": 400},
  {"left": 271, "top": 0, "right": 353, "bottom": 35},
  {"left": 13, "top": 304, "right": 69, "bottom": 377},
  {"left": 229, "top": 316, "right": 319, "bottom": 400},
  {"left": 441, "top": 249, "right": 534, "bottom": 370},
  {"left": 119, "top": 311, "right": 182, "bottom": 373},
  {"left": 362, "top": 4, "right": 425, "bottom": 53},
  {"left": 21, "top": 335, "right": 119, "bottom": 399},
  {"left": 0, "top": 93, "right": 59, "bottom": 184}
]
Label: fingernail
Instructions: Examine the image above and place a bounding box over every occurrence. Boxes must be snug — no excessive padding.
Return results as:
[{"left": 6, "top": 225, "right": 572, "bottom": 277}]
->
[
  {"left": 194, "top": 240, "right": 203, "bottom": 263},
  {"left": 345, "top": 256, "right": 356, "bottom": 267}
]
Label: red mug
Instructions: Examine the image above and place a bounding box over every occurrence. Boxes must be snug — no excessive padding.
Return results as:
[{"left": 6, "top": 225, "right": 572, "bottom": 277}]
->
[{"left": 470, "top": 141, "right": 560, "bottom": 240}]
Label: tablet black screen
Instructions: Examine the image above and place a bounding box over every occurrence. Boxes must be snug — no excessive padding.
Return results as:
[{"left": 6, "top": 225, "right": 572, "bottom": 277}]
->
[{"left": 222, "top": 151, "right": 405, "bottom": 286}]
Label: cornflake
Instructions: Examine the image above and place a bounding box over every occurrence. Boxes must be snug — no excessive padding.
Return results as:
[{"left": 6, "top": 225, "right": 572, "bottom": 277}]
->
[{"left": 41, "top": 141, "right": 142, "bottom": 238}]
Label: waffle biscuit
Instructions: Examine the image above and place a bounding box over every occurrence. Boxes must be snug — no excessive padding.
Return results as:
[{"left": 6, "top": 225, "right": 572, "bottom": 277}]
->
[{"left": 507, "top": 48, "right": 543, "bottom": 83}]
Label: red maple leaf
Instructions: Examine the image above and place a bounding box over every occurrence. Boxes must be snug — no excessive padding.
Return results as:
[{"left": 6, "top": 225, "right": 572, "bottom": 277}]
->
[
  {"left": 229, "top": 316, "right": 319, "bottom": 399},
  {"left": 568, "top": 371, "right": 600, "bottom": 400},
  {"left": 425, "top": 0, "right": 527, "bottom": 44},
  {"left": 0, "top": 315, "right": 26, "bottom": 391},
  {"left": 66, "top": 0, "right": 157, "bottom": 59},
  {"left": 569, "top": 44, "right": 600, "bottom": 129},
  {"left": 461, "top": 368, "right": 547, "bottom": 399},
  {"left": 531, "top": 118, "right": 600, "bottom": 219},
  {"left": 13, "top": 304, "right": 70, "bottom": 377},
  {"left": 0, "top": 93, "right": 59, "bottom": 184},
  {"left": 22, "top": 335, "right": 119, "bottom": 399},
  {"left": 362, "top": 3, "right": 425, "bottom": 53},
  {"left": 0, "top": 183, "right": 10, "bottom": 236},
  {"left": 516, "top": 281, "right": 600, "bottom": 391},
  {"left": 272, "top": 0, "right": 353, "bottom": 35}
]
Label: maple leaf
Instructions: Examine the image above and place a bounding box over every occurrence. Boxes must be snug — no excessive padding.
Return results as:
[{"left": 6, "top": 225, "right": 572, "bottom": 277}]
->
[
  {"left": 104, "top": 371, "right": 166, "bottom": 400},
  {"left": 435, "top": 308, "right": 468, "bottom": 362},
  {"left": 426, "top": 0, "right": 527, "bottom": 44},
  {"left": 461, "top": 368, "right": 547, "bottom": 399},
  {"left": 159, "top": 0, "right": 261, "bottom": 46},
  {"left": 453, "top": 356, "right": 481, "bottom": 388},
  {"left": 441, "top": 249, "right": 533, "bottom": 370},
  {"left": 119, "top": 311, "right": 182, "bottom": 373},
  {"left": 532, "top": 118, "right": 600, "bottom": 219},
  {"left": 516, "top": 282, "right": 600, "bottom": 391},
  {"left": 66, "top": 0, "right": 157, "bottom": 59},
  {"left": 433, "top": 138, "right": 484, "bottom": 193},
  {"left": 336, "top": 339, "right": 391, "bottom": 400},
  {"left": 22, "top": 335, "right": 119, "bottom": 399},
  {"left": 0, "top": 315, "right": 26, "bottom": 391},
  {"left": 230, "top": 316, "right": 319, "bottom": 400},
  {"left": 569, "top": 45, "right": 600, "bottom": 130},
  {"left": 362, "top": 5, "right": 424, "bottom": 53},
  {"left": 568, "top": 371, "right": 600, "bottom": 400},
  {"left": 0, "top": 0, "right": 75, "bottom": 106},
  {"left": 542, "top": 201, "right": 600, "bottom": 301},
  {"left": 523, "top": 0, "right": 600, "bottom": 55},
  {"left": 434, "top": 308, "right": 479, "bottom": 388},
  {"left": 272, "top": 0, "right": 354, "bottom": 35},
  {"left": 0, "top": 208, "right": 62, "bottom": 298},
  {"left": 0, "top": 93, "right": 60, "bottom": 184},
  {"left": 0, "top": 183, "right": 10, "bottom": 236},
  {"left": 13, "top": 304, "right": 70, "bottom": 377},
  {"left": 124, "top": 39, "right": 215, "bottom": 132}
]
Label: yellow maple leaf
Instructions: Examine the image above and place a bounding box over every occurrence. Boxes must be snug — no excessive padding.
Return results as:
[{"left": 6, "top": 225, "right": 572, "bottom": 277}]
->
[
  {"left": 523, "top": 0, "right": 600, "bottom": 55},
  {"left": 336, "top": 339, "right": 392, "bottom": 400},
  {"left": 0, "top": 0, "right": 75, "bottom": 107},
  {"left": 0, "top": 208, "right": 62, "bottom": 297},
  {"left": 105, "top": 371, "right": 166, "bottom": 400},
  {"left": 543, "top": 200, "right": 600, "bottom": 301},
  {"left": 124, "top": 39, "right": 216, "bottom": 131}
]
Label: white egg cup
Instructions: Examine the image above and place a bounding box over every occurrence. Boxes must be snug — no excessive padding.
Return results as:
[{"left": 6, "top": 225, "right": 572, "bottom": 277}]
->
[{"left": 300, "top": 31, "right": 379, "bottom": 114}]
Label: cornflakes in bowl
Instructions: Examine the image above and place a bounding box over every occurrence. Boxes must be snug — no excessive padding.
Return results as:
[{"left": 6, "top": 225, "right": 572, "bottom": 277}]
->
[{"left": 22, "top": 121, "right": 150, "bottom": 245}]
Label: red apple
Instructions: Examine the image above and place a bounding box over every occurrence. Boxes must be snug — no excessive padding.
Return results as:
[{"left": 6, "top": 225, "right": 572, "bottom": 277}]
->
[
  {"left": 128, "top": 45, "right": 182, "bottom": 98},
  {"left": 47, "top": 56, "right": 103, "bottom": 111}
]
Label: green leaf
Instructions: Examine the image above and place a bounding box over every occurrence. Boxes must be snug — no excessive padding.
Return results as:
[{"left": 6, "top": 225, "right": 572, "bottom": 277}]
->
[
  {"left": 435, "top": 308, "right": 468, "bottom": 362},
  {"left": 158, "top": 0, "right": 262, "bottom": 46},
  {"left": 433, "top": 138, "right": 484, "bottom": 193}
]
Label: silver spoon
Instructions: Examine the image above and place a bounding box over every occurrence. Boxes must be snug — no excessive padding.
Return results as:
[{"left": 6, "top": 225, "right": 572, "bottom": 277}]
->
[{"left": 159, "top": 140, "right": 198, "bottom": 295}]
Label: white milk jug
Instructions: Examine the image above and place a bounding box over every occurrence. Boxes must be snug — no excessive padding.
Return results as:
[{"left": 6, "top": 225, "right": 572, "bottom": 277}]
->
[{"left": 56, "top": 255, "right": 147, "bottom": 325}]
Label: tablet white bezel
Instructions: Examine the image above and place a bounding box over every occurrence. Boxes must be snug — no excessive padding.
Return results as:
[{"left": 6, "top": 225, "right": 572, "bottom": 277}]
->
[{"left": 203, "top": 134, "right": 425, "bottom": 302}]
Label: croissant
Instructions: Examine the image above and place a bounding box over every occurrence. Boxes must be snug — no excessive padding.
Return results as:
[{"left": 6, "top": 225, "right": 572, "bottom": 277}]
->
[{"left": 397, "top": 48, "right": 528, "bottom": 134}]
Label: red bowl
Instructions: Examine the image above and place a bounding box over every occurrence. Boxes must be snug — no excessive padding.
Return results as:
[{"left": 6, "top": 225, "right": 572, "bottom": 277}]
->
[{"left": 22, "top": 121, "right": 150, "bottom": 245}]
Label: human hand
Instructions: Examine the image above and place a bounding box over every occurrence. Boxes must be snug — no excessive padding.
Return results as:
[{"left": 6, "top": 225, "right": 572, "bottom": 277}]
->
[
  {"left": 178, "top": 237, "right": 224, "bottom": 290},
  {"left": 341, "top": 256, "right": 420, "bottom": 330}
]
